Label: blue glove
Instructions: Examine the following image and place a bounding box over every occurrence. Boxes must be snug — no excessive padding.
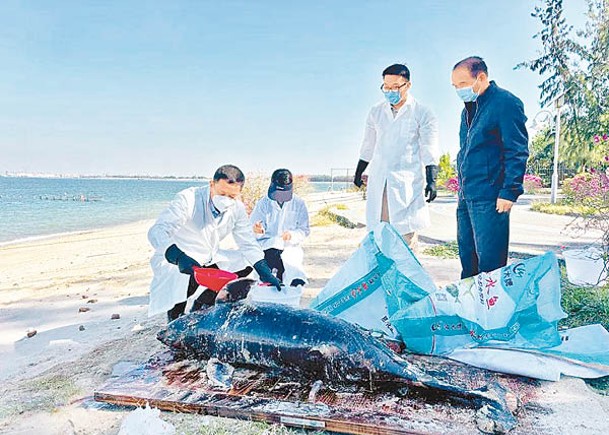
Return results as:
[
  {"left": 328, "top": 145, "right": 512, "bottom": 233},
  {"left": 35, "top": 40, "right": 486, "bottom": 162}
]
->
[
  {"left": 165, "top": 244, "right": 201, "bottom": 275},
  {"left": 253, "top": 259, "right": 283, "bottom": 291}
]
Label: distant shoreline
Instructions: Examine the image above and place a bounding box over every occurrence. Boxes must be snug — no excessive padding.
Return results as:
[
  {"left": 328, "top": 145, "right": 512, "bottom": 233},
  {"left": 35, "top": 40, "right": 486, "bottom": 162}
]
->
[
  {"left": 0, "top": 174, "right": 354, "bottom": 182},
  {"left": 1, "top": 174, "right": 210, "bottom": 181}
]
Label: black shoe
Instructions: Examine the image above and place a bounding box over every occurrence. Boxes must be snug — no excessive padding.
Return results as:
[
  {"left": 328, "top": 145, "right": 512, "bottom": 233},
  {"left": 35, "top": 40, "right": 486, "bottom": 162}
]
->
[{"left": 290, "top": 278, "right": 306, "bottom": 287}]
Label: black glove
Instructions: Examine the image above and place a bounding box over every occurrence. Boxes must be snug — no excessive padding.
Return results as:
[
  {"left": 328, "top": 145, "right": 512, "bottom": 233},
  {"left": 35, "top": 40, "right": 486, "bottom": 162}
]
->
[
  {"left": 353, "top": 159, "right": 369, "bottom": 188},
  {"left": 253, "top": 259, "right": 283, "bottom": 291},
  {"left": 165, "top": 244, "right": 201, "bottom": 275},
  {"left": 425, "top": 165, "right": 439, "bottom": 203}
]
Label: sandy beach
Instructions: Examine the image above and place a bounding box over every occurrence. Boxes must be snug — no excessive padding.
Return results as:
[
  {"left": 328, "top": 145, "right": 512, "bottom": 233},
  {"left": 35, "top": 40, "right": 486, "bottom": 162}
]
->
[{"left": 1, "top": 196, "right": 609, "bottom": 434}]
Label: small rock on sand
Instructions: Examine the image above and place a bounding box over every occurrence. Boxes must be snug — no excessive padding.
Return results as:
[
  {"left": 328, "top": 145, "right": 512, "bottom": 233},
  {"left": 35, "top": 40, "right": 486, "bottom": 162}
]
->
[
  {"left": 26, "top": 328, "right": 37, "bottom": 338},
  {"left": 78, "top": 307, "right": 91, "bottom": 313},
  {"left": 79, "top": 325, "right": 85, "bottom": 331},
  {"left": 111, "top": 313, "right": 120, "bottom": 320}
]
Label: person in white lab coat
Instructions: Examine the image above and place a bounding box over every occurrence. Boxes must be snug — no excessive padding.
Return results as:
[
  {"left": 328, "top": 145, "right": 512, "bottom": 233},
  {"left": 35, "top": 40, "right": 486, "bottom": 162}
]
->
[
  {"left": 147, "top": 164, "right": 282, "bottom": 321},
  {"left": 353, "top": 64, "right": 440, "bottom": 252},
  {"left": 250, "top": 169, "right": 310, "bottom": 287}
]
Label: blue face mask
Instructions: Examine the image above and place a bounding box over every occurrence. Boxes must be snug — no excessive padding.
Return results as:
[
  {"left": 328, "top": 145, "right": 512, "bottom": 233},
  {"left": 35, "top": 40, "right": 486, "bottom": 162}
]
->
[
  {"left": 455, "top": 77, "right": 479, "bottom": 102},
  {"left": 383, "top": 90, "right": 402, "bottom": 105}
]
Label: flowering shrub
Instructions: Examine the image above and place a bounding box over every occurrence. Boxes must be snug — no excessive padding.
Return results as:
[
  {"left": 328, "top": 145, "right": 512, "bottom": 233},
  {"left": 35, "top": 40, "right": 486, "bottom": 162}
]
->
[
  {"left": 594, "top": 133, "right": 609, "bottom": 144},
  {"left": 563, "top": 133, "right": 609, "bottom": 207},
  {"left": 444, "top": 177, "right": 460, "bottom": 194},
  {"left": 563, "top": 172, "right": 609, "bottom": 206},
  {"left": 523, "top": 174, "right": 543, "bottom": 194},
  {"left": 562, "top": 133, "right": 609, "bottom": 285}
]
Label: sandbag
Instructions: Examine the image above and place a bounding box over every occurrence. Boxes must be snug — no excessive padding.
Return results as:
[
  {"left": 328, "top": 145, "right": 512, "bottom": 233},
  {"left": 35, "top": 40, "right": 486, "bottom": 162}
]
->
[
  {"left": 389, "top": 251, "right": 567, "bottom": 355},
  {"left": 310, "top": 222, "right": 435, "bottom": 340}
]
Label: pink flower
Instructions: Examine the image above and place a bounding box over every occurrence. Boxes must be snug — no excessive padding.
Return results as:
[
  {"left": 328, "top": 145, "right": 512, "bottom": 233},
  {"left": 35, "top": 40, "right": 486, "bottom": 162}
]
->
[
  {"left": 603, "top": 134, "right": 608, "bottom": 141},
  {"left": 444, "top": 177, "right": 460, "bottom": 193},
  {"left": 523, "top": 174, "right": 543, "bottom": 193},
  {"left": 595, "top": 135, "right": 601, "bottom": 143}
]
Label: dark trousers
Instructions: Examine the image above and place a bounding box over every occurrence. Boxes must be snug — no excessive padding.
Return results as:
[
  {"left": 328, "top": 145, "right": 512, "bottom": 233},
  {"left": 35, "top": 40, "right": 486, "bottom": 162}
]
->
[
  {"left": 166, "top": 263, "right": 254, "bottom": 322},
  {"left": 167, "top": 271, "right": 217, "bottom": 322},
  {"left": 457, "top": 199, "right": 510, "bottom": 279}
]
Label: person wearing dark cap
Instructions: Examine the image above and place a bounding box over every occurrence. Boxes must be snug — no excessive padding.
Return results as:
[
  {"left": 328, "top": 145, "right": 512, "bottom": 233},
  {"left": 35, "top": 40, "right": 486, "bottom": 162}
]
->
[
  {"left": 250, "top": 168, "right": 310, "bottom": 287},
  {"left": 147, "top": 164, "right": 282, "bottom": 321},
  {"left": 353, "top": 63, "right": 440, "bottom": 252}
]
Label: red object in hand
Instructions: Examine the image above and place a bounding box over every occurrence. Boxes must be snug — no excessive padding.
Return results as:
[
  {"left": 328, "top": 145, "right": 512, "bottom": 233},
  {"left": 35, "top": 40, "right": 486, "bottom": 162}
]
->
[{"left": 193, "top": 267, "right": 238, "bottom": 292}]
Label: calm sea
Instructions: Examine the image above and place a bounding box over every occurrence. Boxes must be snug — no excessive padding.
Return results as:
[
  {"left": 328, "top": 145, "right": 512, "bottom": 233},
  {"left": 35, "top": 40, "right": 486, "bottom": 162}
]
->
[{"left": 0, "top": 177, "right": 336, "bottom": 244}]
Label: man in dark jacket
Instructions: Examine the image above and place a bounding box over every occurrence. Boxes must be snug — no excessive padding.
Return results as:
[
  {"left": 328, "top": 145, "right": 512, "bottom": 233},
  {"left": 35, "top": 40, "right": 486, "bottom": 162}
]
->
[{"left": 451, "top": 56, "right": 529, "bottom": 279}]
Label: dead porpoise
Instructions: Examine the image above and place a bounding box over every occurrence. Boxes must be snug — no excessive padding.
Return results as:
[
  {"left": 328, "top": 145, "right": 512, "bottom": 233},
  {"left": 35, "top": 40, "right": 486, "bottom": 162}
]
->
[{"left": 157, "top": 279, "right": 517, "bottom": 431}]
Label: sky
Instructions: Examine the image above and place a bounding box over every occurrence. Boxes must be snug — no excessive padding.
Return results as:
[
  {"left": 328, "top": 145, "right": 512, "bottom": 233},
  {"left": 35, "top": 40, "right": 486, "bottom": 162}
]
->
[{"left": 0, "top": 0, "right": 589, "bottom": 177}]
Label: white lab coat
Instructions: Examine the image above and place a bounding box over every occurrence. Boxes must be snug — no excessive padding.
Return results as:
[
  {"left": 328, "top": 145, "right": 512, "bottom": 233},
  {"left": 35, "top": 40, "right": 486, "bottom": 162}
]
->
[
  {"left": 249, "top": 195, "right": 310, "bottom": 285},
  {"left": 359, "top": 96, "right": 440, "bottom": 234},
  {"left": 147, "top": 184, "right": 263, "bottom": 317}
]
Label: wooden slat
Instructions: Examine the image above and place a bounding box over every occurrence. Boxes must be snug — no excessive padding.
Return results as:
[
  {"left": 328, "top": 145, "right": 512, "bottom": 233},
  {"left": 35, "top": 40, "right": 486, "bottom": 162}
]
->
[
  {"left": 95, "top": 351, "right": 525, "bottom": 435},
  {"left": 94, "top": 390, "right": 431, "bottom": 435}
]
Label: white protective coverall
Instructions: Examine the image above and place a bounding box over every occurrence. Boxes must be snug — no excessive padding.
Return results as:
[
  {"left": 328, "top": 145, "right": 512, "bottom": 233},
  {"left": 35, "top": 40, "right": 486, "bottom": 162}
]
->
[
  {"left": 249, "top": 195, "right": 310, "bottom": 285},
  {"left": 147, "top": 184, "right": 263, "bottom": 317},
  {"left": 359, "top": 96, "right": 440, "bottom": 234}
]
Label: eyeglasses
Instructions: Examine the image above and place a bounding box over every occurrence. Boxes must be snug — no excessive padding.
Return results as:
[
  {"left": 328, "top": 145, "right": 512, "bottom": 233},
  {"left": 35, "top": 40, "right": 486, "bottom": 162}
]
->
[{"left": 380, "top": 82, "right": 408, "bottom": 92}]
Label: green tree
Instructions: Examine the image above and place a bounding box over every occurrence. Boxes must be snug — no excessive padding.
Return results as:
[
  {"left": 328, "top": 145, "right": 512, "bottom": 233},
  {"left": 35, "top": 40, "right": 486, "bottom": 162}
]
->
[
  {"left": 529, "top": 128, "right": 555, "bottom": 168},
  {"left": 437, "top": 152, "right": 456, "bottom": 188},
  {"left": 519, "top": 0, "right": 609, "bottom": 170}
]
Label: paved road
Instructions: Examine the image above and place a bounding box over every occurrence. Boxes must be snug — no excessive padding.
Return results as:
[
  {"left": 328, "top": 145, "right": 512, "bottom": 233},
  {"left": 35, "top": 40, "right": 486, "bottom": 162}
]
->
[{"left": 327, "top": 192, "right": 603, "bottom": 257}]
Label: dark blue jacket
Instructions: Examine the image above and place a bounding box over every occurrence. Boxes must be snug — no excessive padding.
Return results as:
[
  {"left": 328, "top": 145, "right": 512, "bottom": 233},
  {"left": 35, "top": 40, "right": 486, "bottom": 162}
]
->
[{"left": 457, "top": 81, "right": 529, "bottom": 202}]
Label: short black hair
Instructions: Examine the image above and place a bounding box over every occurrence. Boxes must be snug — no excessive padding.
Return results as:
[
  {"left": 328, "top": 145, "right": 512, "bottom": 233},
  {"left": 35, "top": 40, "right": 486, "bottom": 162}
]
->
[
  {"left": 453, "top": 56, "right": 488, "bottom": 77},
  {"left": 213, "top": 164, "right": 245, "bottom": 185},
  {"left": 271, "top": 168, "right": 293, "bottom": 187},
  {"left": 382, "top": 64, "right": 410, "bottom": 81}
]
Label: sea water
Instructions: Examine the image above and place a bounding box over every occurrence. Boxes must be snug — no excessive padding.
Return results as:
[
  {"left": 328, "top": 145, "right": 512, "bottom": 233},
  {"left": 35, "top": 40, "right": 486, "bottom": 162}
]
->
[
  {"left": 0, "top": 177, "right": 336, "bottom": 244},
  {"left": 0, "top": 177, "right": 207, "bottom": 244}
]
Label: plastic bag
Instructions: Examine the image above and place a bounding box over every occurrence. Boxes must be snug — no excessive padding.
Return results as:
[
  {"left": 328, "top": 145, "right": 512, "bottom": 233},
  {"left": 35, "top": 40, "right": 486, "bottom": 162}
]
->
[
  {"left": 118, "top": 403, "right": 175, "bottom": 435},
  {"left": 390, "top": 251, "right": 567, "bottom": 355},
  {"left": 310, "top": 223, "right": 435, "bottom": 339}
]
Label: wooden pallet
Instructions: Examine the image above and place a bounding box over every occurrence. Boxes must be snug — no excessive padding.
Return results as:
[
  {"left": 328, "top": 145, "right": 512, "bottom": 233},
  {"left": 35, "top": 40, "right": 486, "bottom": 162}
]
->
[{"left": 94, "top": 351, "right": 535, "bottom": 434}]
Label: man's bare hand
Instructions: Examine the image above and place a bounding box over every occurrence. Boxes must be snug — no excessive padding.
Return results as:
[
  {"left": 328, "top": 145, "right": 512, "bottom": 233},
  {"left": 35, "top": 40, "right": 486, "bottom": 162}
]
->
[
  {"left": 496, "top": 198, "right": 513, "bottom": 213},
  {"left": 253, "top": 221, "right": 265, "bottom": 235},
  {"left": 282, "top": 231, "right": 292, "bottom": 241}
]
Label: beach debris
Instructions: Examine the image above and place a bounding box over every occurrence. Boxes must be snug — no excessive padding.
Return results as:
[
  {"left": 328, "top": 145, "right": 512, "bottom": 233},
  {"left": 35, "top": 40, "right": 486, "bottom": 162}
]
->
[
  {"left": 82, "top": 294, "right": 89, "bottom": 299},
  {"left": 111, "top": 313, "right": 120, "bottom": 320},
  {"left": 132, "top": 323, "right": 144, "bottom": 332},
  {"left": 308, "top": 380, "right": 324, "bottom": 403},
  {"left": 158, "top": 297, "right": 517, "bottom": 430},
  {"left": 206, "top": 358, "right": 234, "bottom": 389},
  {"left": 79, "top": 325, "right": 85, "bottom": 331},
  {"left": 26, "top": 328, "right": 37, "bottom": 338},
  {"left": 117, "top": 403, "right": 175, "bottom": 435},
  {"left": 87, "top": 298, "right": 98, "bottom": 304},
  {"left": 78, "top": 307, "right": 91, "bottom": 313}
]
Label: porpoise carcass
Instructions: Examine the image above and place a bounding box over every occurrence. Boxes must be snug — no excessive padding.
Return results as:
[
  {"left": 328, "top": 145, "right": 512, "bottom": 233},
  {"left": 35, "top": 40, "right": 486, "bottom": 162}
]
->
[{"left": 157, "top": 279, "right": 517, "bottom": 431}]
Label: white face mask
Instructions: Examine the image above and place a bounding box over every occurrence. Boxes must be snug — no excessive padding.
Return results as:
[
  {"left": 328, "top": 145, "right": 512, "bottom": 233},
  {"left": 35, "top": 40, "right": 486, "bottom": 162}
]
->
[{"left": 211, "top": 195, "right": 235, "bottom": 213}]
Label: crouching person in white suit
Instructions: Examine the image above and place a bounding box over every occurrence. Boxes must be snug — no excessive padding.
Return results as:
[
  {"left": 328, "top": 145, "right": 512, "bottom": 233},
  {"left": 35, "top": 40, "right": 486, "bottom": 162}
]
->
[
  {"left": 250, "top": 168, "right": 310, "bottom": 287},
  {"left": 147, "top": 164, "right": 282, "bottom": 321}
]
